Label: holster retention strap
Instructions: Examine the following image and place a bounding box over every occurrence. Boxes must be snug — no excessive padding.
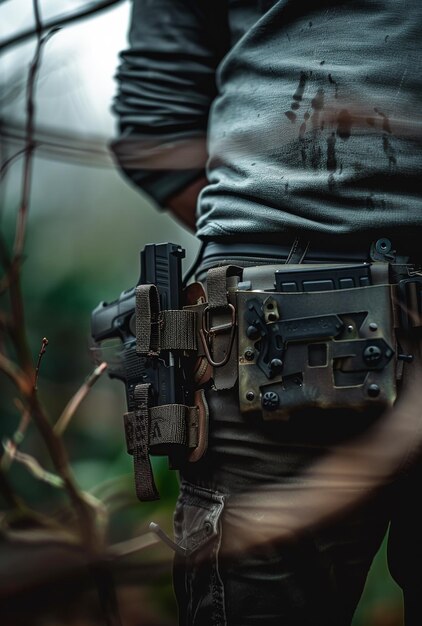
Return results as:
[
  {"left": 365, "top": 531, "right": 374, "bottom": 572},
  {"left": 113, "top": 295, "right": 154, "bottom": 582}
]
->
[
  {"left": 124, "top": 383, "right": 159, "bottom": 501},
  {"left": 124, "top": 383, "right": 203, "bottom": 501},
  {"left": 136, "top": 284, "right": 197, "bottom": 354}
]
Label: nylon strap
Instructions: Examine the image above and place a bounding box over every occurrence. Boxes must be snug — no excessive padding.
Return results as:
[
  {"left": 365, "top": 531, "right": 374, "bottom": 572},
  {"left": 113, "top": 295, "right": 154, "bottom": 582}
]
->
[
  {"left": 124, "top": 394, "right": 200, "bottom": 500},
  {"left": 124, "top": 383, "right": 159, "bottom": 501},
  {"left": 136, "top": 284, "right": 161, "bottom": 356},
  {"left": 136, "top": 286, "right": 197, "bottom": 353},
  {"left": 149, "top": 404, "right": 198, "bottom": 449},
  {"left": 160, "top": 310, "right": 197, "bottom": 351},
  {"left": 206, "top": 265, "right": 242, "bottom": 310},
  {"left": 205, "top": 266, "right": 241, "bottom": 388}
]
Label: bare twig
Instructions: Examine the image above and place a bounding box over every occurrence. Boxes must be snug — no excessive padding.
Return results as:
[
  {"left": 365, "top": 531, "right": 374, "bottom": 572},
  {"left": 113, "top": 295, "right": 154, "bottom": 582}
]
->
[
  {"left": 2, "top": 444, "right": 64, "bottom": 488},
  {"left": 0, "top": 350, "right": 99, "bottom": 548},
  {"left": 32, "top": 0, "right": 43, "bottom": 36},
  {"left": 0, "top": 0, "right": 102, "bottom": 556},
  {"left": 0, "top": 398, "right": 31, "bottom": 471},
  {"left": 0, "top": 0, "right": 125, "bottom": 53},
  {"left": 1, "top": 124, "right": 112, "bottom": 169},
  {"left": 0, "top": 351, "right": 32, "bottom": 395},
  {"left": 2, "top": 15, "right": 58, "bottom": 370},
  {"left": 0, "top": 232, "right": 9, "bottom": 267},
  {"left": 107, "top": 532, "right": 160, "bottom": 559},
  {"left": 34, "top": 337, "right": 48, "bottom": 391},
  {"left": 54, "top": 362, "right": 108, "bottom": 436},
  {"left": 28, "top": 395, "right": 101, "bottom": 547},
  {"left": 13, "top": 25, "right": 58, "bottom": 260},
  {"left": 0, "top": 5, "right": 126, "bottom": 626}
]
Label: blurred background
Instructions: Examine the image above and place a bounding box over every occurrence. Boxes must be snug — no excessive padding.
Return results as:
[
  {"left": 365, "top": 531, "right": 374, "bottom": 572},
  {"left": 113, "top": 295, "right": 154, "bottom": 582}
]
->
[{"left": 0, "top": 1, "right": 403, "bottom": 624}]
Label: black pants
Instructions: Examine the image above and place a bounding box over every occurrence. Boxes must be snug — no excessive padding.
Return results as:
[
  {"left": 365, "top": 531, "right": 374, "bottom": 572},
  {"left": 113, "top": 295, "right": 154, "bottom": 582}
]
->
[{"left": 175, "top": 390, "right": 397, "bottom": 626}]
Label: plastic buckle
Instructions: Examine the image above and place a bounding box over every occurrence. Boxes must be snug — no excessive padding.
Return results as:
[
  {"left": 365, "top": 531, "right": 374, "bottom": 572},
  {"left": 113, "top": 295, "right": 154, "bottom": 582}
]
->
[{"left": 199, "top": 304, "right": 236, "bottom": 367}]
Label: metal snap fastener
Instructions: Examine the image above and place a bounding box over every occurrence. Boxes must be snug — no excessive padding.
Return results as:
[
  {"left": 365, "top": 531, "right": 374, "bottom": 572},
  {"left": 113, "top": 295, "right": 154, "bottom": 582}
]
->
[
  {"left": 262, "top": 391, "right": 280, "bottom": 410},
  {"left": 363, "top": 345, "right": 382, "bottom": 363},
  {"left": 246, "top": 325, "right": 260, "bottom": 340},
  {"left": 204, "top": 521, "right": 213, "bottom": 535},
  {"left": 375, "top": 238, "right": 392, "bottom": 254},
  {"left": 367, "top": 384, "right": 381, "bottom": 397}
]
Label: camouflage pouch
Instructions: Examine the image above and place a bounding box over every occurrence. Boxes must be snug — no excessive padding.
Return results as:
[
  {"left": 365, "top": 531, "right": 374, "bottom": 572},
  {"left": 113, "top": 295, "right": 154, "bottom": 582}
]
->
[{"left": 237, "top": 261, "right": 398, "bottom": 420}]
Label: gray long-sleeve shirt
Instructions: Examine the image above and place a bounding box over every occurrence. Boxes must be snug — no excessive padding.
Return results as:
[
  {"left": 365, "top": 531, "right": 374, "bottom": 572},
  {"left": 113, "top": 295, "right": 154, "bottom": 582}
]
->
[{"left": 113, "top": 0, "right": 422, "bottom": 244}]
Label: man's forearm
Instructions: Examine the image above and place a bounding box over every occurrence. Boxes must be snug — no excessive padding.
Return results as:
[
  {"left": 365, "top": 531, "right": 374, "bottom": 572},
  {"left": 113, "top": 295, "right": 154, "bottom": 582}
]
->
[{"left": 112, "top": 0, "right": 228, "bottom": 229}]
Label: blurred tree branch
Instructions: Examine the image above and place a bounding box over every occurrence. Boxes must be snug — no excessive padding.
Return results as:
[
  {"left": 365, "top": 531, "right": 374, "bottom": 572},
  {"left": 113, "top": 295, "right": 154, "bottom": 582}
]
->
[
  {"left": 0, "top": 0, "right": 126, "bottom": 53},
  {"left": 1, "top": 121, "right": 113, "bottom": 170},
  {"left": 0, "top": 3, "right": 129, "bottom": 624}
]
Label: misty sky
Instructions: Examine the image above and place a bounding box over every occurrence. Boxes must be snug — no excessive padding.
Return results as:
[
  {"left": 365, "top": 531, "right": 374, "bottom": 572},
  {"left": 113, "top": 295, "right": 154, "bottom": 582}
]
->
[{"left": 1, "top": 0, "right": 130, "bottom": 136}]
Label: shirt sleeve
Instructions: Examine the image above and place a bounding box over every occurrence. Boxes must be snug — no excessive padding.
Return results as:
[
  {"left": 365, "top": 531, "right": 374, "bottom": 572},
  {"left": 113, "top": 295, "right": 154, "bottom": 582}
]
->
[{"left": 111, "top": 0, "right": 229, "bottom": 206}]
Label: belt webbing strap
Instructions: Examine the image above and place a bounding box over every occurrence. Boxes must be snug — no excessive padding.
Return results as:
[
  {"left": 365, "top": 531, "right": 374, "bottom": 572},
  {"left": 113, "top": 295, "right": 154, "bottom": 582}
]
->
[
  {"left": 160, "top": 310, "right": 197, "bottom": 351},
  {"left": 149, "top": 404, "right": 198, "bottom": 449},
  {"left": 207, "top": 265, "right": 242, "bottom": 310},
  {"left": 124, "top": 383, "right": 159, "bottom": 501},
  {"left": 124, "top": 389, "right": 200, "bottom": 501},
  {"left": 136, "top": 284, "right": 161, "bottom": 356},
  {"left": 205, "top": 265, "right": 242, "bottom": 389},
  {"left": 136, "top": 285, "right": 197, "bottom": 354}
]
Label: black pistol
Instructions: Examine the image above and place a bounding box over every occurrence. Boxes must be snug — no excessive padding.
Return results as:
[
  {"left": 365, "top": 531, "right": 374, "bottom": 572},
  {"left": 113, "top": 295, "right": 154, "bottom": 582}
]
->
[{"left": 91, "top": 243, "right": 189, "bottom": 499}]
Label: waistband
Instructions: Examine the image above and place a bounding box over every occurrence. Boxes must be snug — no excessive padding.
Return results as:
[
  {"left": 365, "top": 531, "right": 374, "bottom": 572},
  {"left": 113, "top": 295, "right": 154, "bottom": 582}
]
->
[
  {"left": 196, "top": 240, "right": 369, "bottom": 281},
  {"left": 192, "top": 234, "right": 422, "bottom": 284},
  {"left": 202, "top": 240, "right": 372, "bottom": 263}
]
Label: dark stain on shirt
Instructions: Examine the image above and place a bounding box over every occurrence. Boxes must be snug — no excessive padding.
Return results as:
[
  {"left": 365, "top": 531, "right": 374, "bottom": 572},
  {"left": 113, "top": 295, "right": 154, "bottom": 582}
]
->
[
  {"left": 293, "top": 72, "right": 308, "bottom": 102},
  {"left": 285, "top": 71, "right": 308, "bottom": 122},
  {"left": 311, "top": 88, "right": 324, "bottom": 112},
  {"left": 374, "top": 108, "right": 397, "bottom": 167},
  {"left": 285, "top": 110, "right": 297, "bottom": 123},
  {"left": 374, "top": 108, "right": 392, "bottom": 134},
  {"left": 337, "top": 109, "right": 352, "bottom": 140},
  {"left": 327, "top": 132, "right": 337, "bottom": 172}
]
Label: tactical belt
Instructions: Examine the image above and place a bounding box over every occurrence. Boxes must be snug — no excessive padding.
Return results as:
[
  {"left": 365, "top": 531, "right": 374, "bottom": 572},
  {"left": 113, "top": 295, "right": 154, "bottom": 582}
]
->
[{"left": 127, "top": 259, "right": 422, "bottom": 500}]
